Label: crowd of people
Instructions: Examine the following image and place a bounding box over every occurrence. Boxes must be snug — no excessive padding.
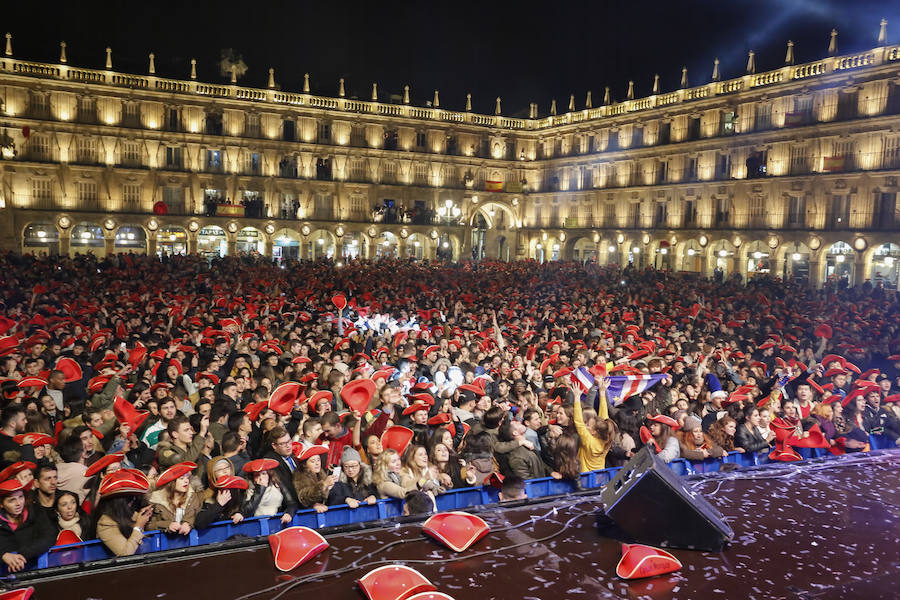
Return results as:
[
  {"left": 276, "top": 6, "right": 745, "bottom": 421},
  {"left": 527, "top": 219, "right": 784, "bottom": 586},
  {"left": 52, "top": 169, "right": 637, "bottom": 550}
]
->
[{"left": 0, "top": 251, "right": 898, "bottom": 571}]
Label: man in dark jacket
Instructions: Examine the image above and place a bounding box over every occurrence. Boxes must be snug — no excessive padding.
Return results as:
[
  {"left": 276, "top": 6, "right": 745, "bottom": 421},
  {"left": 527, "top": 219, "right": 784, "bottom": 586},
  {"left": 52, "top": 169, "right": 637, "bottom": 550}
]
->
[
  {"left": 262, "top": 426, "right": 301, "bottom": 510},
  {"left": 862, "top": 391, "right": 900, "bottom": 443}
]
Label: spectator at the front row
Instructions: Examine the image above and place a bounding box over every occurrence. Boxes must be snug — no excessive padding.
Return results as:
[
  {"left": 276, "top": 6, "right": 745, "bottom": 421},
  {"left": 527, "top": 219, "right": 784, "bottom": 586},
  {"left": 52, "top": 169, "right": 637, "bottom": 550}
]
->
[
  {"left": 326, "top": 447, "right": 377, "bottom": 508},
  {"left": 678, "top": 415, "right": 726, "bottom": 460},
  {"left": 93, "top": 470, "right": 153, "bottom": 557},
  {"left": 0, "top": 479, "right": 56, "bottom": 572}
]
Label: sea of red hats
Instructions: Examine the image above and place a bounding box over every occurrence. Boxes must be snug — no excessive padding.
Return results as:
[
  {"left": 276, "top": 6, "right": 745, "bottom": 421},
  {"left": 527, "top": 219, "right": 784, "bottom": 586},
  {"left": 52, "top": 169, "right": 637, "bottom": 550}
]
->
[{"left": 0, "top": 250, "right": 897, "bottom": 575}]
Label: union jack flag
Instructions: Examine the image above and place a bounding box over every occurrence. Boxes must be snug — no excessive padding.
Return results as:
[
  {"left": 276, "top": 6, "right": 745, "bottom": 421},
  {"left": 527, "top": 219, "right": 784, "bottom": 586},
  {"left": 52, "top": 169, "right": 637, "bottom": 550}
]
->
[{"left": 604, "top": 374, "right": 667, "bottom": 407}]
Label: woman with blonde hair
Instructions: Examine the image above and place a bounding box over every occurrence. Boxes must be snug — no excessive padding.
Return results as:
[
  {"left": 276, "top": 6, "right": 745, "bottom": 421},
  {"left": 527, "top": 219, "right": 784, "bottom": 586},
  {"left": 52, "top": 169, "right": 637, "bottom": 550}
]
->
[
  {"left": 148, "top": 462, "right": 202, "bottom": 535},
  {"left": 372, "top": 448, "right": 416, "bottom": 499}
]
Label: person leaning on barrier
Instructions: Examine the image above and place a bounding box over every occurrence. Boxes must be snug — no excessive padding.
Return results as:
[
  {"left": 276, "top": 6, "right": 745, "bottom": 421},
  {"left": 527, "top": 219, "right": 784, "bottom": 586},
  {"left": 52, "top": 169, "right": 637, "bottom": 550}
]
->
[
  {"left": 92, "top": 470, "right": 153, "bottom": 557},
  {"left": 0, "top": 479, "right": 55, "bottom": 572}
]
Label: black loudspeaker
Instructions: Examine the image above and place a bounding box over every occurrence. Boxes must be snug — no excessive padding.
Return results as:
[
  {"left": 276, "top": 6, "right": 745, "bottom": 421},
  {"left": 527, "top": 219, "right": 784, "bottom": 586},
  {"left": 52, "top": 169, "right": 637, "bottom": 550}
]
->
[{"left": 600, "top": 446, "right": 734, "bottom": 551}]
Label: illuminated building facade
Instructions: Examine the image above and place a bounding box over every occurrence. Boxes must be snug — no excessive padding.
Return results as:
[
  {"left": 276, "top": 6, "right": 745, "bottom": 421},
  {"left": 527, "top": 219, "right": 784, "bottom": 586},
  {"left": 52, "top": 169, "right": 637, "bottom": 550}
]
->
[{"left": 1, "top": 26, "right": 899, "bottom": 287}]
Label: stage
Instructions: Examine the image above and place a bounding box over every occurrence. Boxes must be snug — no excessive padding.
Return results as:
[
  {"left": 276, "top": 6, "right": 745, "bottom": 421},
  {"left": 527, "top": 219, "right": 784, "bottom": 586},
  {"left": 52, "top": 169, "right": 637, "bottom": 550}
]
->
[{"left": 17, "top": 450, "right": 900, "bottom": 600}]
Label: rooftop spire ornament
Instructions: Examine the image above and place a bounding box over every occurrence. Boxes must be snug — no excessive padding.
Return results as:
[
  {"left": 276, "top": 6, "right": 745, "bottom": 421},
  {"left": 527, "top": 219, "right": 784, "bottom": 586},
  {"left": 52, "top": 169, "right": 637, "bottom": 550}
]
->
[
  {"left": 550, "top": 99, "right": 557, "bottom": 116},
  {"left": 711, "top": 59, "right": 720, "bottom": 82},
  {"left": 828, "top": 29, "right": 838, "bottom": 55},
  {"left": 585, "top": 90, "right": 592, "bottom": 109},
  {"left": 371, "top": 82, "right": 378, "bottom": 101},
  {"left": 230, "top": 65, "right": 237, "bottom": 84},
  {"left": 746, "top": 50, "right": 756, "bottom": 74},
  {"left": 465, "top": 93, "right": 471, "bottom": 112},
  {"left": 269, "top": 68, "right": 276, "bottom": 89},
  {"left": 190, "top": 59, "right": 197, "bottom": 80},
  {"left": 495, "top": 97, "right": 502, "bottom": 115},
  {"left": 303, "top": 73, "right": 310, "bottom": 93},
  {"left": 652, "top": 73, "right": 660, "bottom": 93},
  {"left": 59, "top": 41, "right": 67, "bottom": 64},
  {"left": 785, "top": 41, "right": 795, "bottom": 65},
  {"left": 568, "top": 94, "right": 575, "bottom": 111},
  {"left": 680, "top": 67, "right": 688, "bottom": 89},
  {"left": 433, "top": 90, "right": 439, "bottom": 108},
  {"left": 148, "top": 52, "right": 155, "bottom": 74},
  {"left": 878, "top": 18, "right": 887, "bottom": 45},
  {"left": 105, "top": 47, "right": 112, "bottom": 69},
  {"left": 338, "top": 77, "right": 345, "bottom": 97},
  {"left": 603, "top": 86, "right": 610, "bottom": 105},
  {"left": 403, "top": 85, "right": 410, "bottom": 104},
  {"left": 4, "top": 33, "right": 11, "bottom": 56},
  {"left": 626, "top": 81, "right": 634, "bottom": 100}
]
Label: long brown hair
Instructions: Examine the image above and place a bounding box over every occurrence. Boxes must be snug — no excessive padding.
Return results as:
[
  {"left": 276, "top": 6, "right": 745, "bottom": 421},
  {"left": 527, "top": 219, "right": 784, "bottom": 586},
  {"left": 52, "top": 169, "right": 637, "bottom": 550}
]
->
[
  {"left": 708, "top": 417, "right": 737, "bottom": 451},
  {"left": 552, "top": 432, "right": 581, "bottom": 480}
]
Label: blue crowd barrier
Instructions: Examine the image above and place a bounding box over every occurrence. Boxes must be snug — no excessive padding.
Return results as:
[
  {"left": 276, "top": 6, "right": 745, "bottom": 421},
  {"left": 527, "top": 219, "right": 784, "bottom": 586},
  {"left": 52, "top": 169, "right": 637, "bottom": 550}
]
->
[{"left": 14, "top": 435, "right": 898, "bottom": 575}]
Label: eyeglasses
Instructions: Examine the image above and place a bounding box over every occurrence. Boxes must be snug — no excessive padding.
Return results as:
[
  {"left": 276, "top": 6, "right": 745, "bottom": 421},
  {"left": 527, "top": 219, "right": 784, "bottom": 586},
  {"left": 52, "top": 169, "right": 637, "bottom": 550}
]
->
[{"left": 273, "top": 439, "right": 292, "bottom": 447}]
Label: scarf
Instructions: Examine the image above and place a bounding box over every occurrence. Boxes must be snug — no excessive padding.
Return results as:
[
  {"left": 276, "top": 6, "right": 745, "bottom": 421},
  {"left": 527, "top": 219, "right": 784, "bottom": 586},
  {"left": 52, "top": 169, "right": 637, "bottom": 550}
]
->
[{"left": 58, "top": 514, "right": 82, "bottom": 538}]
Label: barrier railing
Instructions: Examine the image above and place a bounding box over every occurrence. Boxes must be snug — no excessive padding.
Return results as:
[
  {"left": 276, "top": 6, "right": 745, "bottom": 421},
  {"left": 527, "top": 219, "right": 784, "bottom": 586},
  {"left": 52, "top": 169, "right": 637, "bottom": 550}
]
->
[{"left": 12, "top": 435, "right": 897, "bottom": 574}]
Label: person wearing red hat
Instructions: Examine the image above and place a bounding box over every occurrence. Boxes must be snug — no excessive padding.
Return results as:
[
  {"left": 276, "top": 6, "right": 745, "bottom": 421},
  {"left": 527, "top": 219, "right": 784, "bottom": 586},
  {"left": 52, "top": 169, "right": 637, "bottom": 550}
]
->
[
  {"left": 291, "top": 446, "right": 335, "bottom": 513},
  {"left": 148, "top": 462, "right": 203, "bottom": 535},
  {"left": 242, "top": 459, "right": 296, "bottom": 525},
  {"left": 92, "top": 470, "right": 153, "bottom": 557},
  {"left": 195, "top": 475, "right": 248, "bottom": 529},
  {"left": 0, "top": 477, "right": 54, "bottom": 572},
  {"left": 645, "top": 415, "right": 681, "bottom": 462}
]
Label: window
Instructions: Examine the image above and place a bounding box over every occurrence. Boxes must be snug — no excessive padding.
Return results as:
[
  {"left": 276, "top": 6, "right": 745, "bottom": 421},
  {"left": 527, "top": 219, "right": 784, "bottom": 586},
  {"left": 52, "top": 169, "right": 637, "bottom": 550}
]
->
[
  {"left": 685, "top": 157, "right": 698, "bottom": 181},
  {"left": 351, "top": 159, "right": 366, "bottom": 182},
  {"left": 314, "top": 193, "right": 333, "bottom": 219},
  {"left": 123, "top": 102, "right": 140, "bottom": 126},
  {"left": 166, "top": 107, "right": 179, "bottom": 131},
  {"left": 77, "top": 181, "right": 98, "bottom": 206},
  {"left": 415, "top": 132, "right": 427, "bottom": 148},
  {"left": 688, "top": 117, "right": 701, "bottom": 140},
  {"left": 715, "top": 197, "right": 730, "bottom": 225},
  {"left": 29, "top": 92, "right": 48, "bottom": 118},
  {"left": 628, "top": 203, "right": 640, "bottom": 227},
  {"left": 382, "top": 161, "right": 396, "bottom": 184},
  {"left": 243, "top": 152, "right": 260, "bottom": 175},
  {"left": 829, "top": 195, "right": 850, "bottom": 228},
  {"left": 755, "top": 103, "right": 772, "bottom": 130},
  {"left": 78, "top": 97, "right": 97, "bottom": 123},
  {"left": 205, "top": 113, "right": 223, "bottom": 136},
  {"left": 749, "top": 196, "right": 766, "bottom": 226},
  {"left": 31, "top": 179, "right": 53, "bottom": 206},
  {"left": 684, "top": 199, "right": 697, "bottom": 225},
  {"left": 658, "top": 122, "right": 671, "bottom": 144},
  {"left": 206, "top": 149, "right": 223, "bottom": 172},
  {"left": 317, "top": 122, "right": 331, "bottom": 144},
  {"left": 580, "top": 202, "right": 593, "bottom": 227},
  {"left": 165, "top": 146, "right": 183, "bottom": 169},
  {"left": 604, "top": 203, "right": 616, "bottom": 225},
  {"left": 550, "top": 203, "right": 560, "bottom": 227},
  {"left": 122, "top": 141, "right": 141, "bottom": 167},
  {"left": 350, "top": 195, "right": 367, "bottom": 219},
  {"left": 414, "top": 163, "right": 428, "bottom": 185},
  {"left": 722, "top": 111, "right": 737, "bottom": 135},
  {"left": 789, "top": 145, "right": 809, "bottom": 175},
  {"left": 654, "top": 202, "right": 668, "bottom": 226},
  {"left": 716, "top": 153, "right": 731, "bottom": 179},
  {"left": 242, "top": 113, "right": 260, "bottom": 137},
  {"left": 534, "top": 202, "right": 543, "bottom": 226},
  {"left": 788, "top": 195, "right": 806, "bottom": 227},
  {"left": 351, "top": 126, "right": 366, "bottom": 147},
  {"left": 282, "top": 119, "right": 295, "bottom": 141},
  {"left": 163, "top": 186, "right": 183, "bottom": 209},
  {"left": 29, "top": 135, "right": 51, "bottom": 161},
  {"left": 122, "top": 184, "right": 142, "bottom": 210},
  {"left": 76, "top": 138, "right": 97, "bottom": 164}
]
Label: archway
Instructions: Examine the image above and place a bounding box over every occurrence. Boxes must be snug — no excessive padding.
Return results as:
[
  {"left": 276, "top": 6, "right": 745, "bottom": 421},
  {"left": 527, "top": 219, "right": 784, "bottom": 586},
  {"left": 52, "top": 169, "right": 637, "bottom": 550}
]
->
[
  {"left": 709, "top": 239, "right": 737, "bottom": 280},
  {"left": 236, "top": 227, "right": 265, "bottom": 255},
  {"left": 406, "top": 233, "right": 428, "bottom": 260},
  {"left": 472, "top": 201, "right": 516, "bottom": 231},
  {"left": 531, "top": 235, "right": 561, "bottom": 262},
  {"left": 310, "top": 229, "right": 337, "bottom": 260},
  {"left": 197, "top": 225, "right": 228, "bottom": 257},
  {"left": 114, "top": 226, "right": 147, "bottom": 254},
  {"left": 22, "top": 223, "right": 59, "bottom": 255},
  {"left": 824, "top": 241, "right": 854, "bottom": 288},
  {"left": 70, "top": 222, "right": 105, "bottom": 257},
  {"left": 871, "top": 242, "right": 900, "bottom": 289},
  {"left": 676, "top": 239, "right": 703, "bottom": 273},
  {"left": 273, "top": 228, "right": 301, "bottom": 262},
  {"left": 650, "top": 239, "right": 674, "bottom": 270},
  {"left": 340, "top": 231, "right": 364, "bottom": 260},
  {"left": 743, "top": 240, "right": 773, "bottom": 278},
  {"left": 780, "top": 241, "right": 811, "bottom": 282},
  {"left": 572, "top": 237, "right": 597, "bottom": 263},
  {"left": 158, "top": 226, "right": 188, "bottom": 256}
]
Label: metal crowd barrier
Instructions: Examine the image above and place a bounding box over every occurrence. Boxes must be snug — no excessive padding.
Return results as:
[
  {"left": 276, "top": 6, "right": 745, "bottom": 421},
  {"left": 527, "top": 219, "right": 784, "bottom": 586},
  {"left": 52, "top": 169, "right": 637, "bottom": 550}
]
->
[{"left": 13, "top": 434, "right": 898, "bottom": 574}]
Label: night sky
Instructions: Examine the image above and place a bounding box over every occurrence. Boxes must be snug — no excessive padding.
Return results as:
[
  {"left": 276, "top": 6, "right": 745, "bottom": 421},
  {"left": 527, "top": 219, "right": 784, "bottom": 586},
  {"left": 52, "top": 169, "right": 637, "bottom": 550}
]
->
[{"left": 5, "top": 0, "right": 898, "bottom": 116}]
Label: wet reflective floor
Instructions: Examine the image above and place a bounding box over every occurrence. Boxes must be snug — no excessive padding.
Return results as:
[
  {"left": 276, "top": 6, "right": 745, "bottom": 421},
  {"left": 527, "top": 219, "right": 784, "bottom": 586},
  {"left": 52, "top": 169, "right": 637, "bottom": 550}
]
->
[{"left": 25, "top": 451, "right": 900, "bottom": 600}]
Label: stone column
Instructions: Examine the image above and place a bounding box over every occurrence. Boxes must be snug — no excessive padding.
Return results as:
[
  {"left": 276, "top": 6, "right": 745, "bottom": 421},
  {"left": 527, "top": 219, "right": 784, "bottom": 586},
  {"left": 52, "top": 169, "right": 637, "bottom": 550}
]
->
[
  {"left": 187, "top": 232, "right": 197, "bottom": 255},
  {"left": 103, "top": 234, "right": 115, "bottom": 256},
  {"left": 854, "top": 252, "right": 866, "bottom": 286},
  {"left": 59, "top": 234, "right": 71, "bottom": 257},
  {"left": 147, "top": 233, "right": 157, "bottom": 256},
  {"left": 227, "top": 234, "right": 237, "bottom": 256}
]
